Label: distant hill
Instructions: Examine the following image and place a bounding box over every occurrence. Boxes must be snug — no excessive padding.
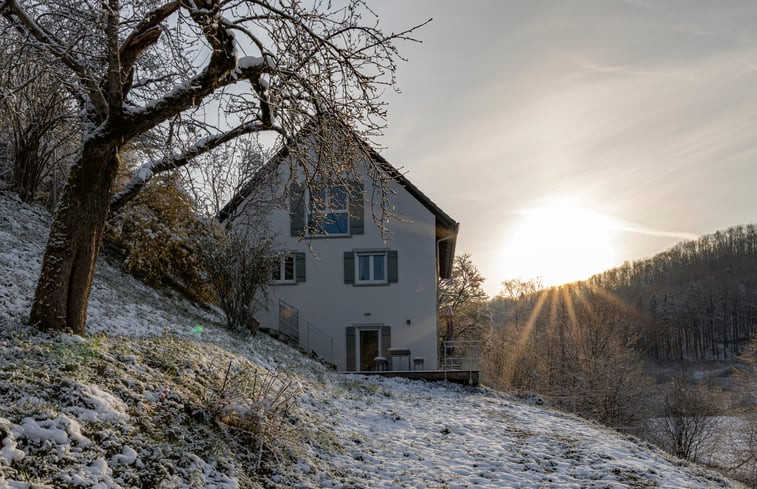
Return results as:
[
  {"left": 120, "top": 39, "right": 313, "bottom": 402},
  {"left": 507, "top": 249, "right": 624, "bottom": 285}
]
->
[
  {"left": 590, "top": 224, "right": 757, "bottom": 361},
  {"left": 491, "top": 224, "right": 757, "bottom": 363},
  {"left": 0, "top": 190, "right": 743, "bottom": 488}
]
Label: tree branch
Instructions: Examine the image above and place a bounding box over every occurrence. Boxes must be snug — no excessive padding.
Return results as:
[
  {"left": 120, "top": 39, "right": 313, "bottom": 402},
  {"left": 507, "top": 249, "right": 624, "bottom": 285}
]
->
[
  {"left": 110, "top": 120, "right": 284, "bottom": 213},
  {"left": 119, "top": 1, "right": 180, "bottom": 95},
  {"left": 3, "top": 0, "right": 108, "bottom": 117}
]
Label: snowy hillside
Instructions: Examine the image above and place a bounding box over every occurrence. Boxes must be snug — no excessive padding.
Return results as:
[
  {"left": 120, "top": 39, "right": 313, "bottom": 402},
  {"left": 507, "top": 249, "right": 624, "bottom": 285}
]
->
[{"left": 0, "top": 190, "right": 743, "bottom": 488}]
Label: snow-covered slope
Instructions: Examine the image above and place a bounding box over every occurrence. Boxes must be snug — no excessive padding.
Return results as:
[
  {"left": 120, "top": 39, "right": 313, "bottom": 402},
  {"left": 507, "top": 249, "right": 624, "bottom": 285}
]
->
[{"left": 0, "top": 190, "right": 743, "bottom": 488}]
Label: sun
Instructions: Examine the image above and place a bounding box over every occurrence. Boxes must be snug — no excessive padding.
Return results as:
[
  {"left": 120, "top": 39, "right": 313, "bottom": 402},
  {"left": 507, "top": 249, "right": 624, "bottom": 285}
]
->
[{"left": 500, "top": 199, "right": 620, "bottom": 286}]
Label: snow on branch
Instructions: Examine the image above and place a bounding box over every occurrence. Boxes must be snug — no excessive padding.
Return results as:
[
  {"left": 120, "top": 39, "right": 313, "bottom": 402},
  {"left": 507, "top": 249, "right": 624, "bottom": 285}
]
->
[
  {"left": 2, "top": 0, "right": 108, "bottom": 116},
  {"left": 110, "top": 121, "right": 284, "bottom": 213}
]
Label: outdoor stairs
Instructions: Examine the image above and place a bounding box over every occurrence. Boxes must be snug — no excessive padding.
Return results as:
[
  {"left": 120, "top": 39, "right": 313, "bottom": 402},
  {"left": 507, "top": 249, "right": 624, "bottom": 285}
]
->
[{"left": 258, "top": 326, "right": 337, "bottom": 370}]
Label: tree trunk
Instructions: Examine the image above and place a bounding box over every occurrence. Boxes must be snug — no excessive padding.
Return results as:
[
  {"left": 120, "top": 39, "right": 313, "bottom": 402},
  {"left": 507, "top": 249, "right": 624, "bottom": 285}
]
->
[{"left": 29, "top": 140, "right": 119, "bottom": 334}]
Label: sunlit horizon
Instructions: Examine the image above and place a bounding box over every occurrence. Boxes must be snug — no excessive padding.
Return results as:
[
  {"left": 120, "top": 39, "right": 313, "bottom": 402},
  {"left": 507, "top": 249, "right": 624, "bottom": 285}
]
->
[
  {"left": 495, "top": 198, "right": 621, "bottom": 292},
  {"left": 372, "top": 1, "right": 757, "bottom": 300}
]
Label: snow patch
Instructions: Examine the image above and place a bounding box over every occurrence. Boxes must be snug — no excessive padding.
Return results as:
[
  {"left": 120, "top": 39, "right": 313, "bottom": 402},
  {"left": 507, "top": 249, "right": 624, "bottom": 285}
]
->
[
  {"left": 0, "top": 418, "right": 24, "bottom": 464},
  {"left": 19, "top": 414, "right": 90, "bottom": 449},
  {"left": 110, "top": 445, "right": 138, "bottom": 466},
  {"left": 68, "top": 383, "right": 129, "bottom": 424}
]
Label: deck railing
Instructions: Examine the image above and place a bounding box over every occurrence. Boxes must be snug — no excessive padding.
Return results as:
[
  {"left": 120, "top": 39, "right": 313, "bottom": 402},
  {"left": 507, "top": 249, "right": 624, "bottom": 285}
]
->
[{"left": 442, "top": 340, "right": 481, "bottom": 370}]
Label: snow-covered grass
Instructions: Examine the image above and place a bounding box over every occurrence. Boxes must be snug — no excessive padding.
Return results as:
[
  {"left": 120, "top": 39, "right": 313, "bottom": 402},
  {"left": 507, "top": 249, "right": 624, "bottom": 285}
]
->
[{"left": 0, "top": 189, "right": 745, "bottom": 488}]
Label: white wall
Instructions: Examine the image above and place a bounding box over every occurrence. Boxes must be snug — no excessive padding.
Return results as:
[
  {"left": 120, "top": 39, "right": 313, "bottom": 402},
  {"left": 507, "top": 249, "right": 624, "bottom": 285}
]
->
[{"left": 238, "top": 159, "right": 440, "bottom": 371}]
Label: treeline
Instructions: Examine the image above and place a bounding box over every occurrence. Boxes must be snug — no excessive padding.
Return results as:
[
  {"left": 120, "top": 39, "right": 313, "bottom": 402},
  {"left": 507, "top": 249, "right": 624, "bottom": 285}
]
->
[
  {"left": 590, "top": 224, "right": 757, "bottom": 361},
  {"left": 481, "top": 227, "right": 757, "bottom": 483},
  {"left": 489, "top": 224, "right": 757, "bottom": 366}
]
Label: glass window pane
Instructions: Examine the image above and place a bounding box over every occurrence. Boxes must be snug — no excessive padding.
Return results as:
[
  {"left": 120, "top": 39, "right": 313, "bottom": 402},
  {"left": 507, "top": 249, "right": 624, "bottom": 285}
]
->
[
  {"left": 358, "top": 255, "right": 370, "bottom": 281},
  {"left": 373, "top": 254, "right": 385, "bottom": 281},
  {"left": 321, "top": 212, "right": 348, "bottom": 234},
  {"left": 334, "top": 212, "right": 350, "bottom": 234},
  {"left": 329, "top": 185, "right": 348, "bottom": 210},
  {"left": 284, "top": 255, "right": 294, "bottom": 280}
]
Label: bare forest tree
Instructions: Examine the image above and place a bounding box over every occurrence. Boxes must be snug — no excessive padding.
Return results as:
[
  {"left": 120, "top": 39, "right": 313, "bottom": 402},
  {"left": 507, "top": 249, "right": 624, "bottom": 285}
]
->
[
  {"left": 591, "top": 224, "right": 757, "bottom": 361},
  {"left": 0, "top": 33, "right": 78, "bottom": 205},
  {"left": 0, "top": 0, "right": 427, "bottom": 334},
  {"left": 438, "top": 254, "right": 489, "bottom": 341},
  {"left": 181, "top": 136, "right": 270, "bottom": 218},
  {"left": 483, "top": 277, "right": 543, "bottom": 390},
  {"left": 652, "top": 373, "right": 721, "bottom": 461}
]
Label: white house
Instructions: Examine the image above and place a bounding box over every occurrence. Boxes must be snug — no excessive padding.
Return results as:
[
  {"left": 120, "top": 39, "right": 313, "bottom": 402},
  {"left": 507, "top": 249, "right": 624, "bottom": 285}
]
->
[{"left": 219, "top": 129, "right": 458, "bottom": 372}]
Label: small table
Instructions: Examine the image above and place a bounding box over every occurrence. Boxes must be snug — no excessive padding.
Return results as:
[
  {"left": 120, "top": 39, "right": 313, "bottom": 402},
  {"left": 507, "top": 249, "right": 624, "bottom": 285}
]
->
[{"left": 387, "top": 348, "right": 411, "bottom": 371}]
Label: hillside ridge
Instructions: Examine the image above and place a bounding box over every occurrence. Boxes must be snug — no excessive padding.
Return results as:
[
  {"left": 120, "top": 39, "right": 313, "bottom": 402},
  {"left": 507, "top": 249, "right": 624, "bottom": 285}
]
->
[{"left": 0, "top": 190, "right": 743, "bottom": 488}]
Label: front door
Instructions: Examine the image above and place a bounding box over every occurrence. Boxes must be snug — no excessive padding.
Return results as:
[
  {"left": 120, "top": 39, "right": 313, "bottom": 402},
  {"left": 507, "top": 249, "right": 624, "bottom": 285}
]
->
[{"left": 359, "top": 329, "right": 379, "bottom": 371}]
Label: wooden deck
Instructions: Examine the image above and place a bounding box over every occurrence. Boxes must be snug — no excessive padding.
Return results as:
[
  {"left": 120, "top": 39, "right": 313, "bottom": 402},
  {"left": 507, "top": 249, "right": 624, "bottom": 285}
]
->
[{"left": 345, "top": 370, "right": 479, "bottom": 386}]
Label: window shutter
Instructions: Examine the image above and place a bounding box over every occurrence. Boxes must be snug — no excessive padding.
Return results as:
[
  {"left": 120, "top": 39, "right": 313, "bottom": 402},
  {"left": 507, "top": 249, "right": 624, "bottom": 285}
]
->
[
  {"left": 381, "top": 326, "right": 391, "bottom": 359},
  {"left": 290, "top": 183, "right": 305, "bottom": 236},
  {"left": 346, "top": 326, "right": 356, "bottom": 371},
  {"left": 387, "top": 250, "right": 398, "bottom": 283},
  {"left": 295, "top": 252, "right": 306, "bottom": 282},
  {"left": 344, "top": 251, "right": 355, "bottom": 284},
  {"left": 349, "top": 181, "right": 364, "bottom": 235}
]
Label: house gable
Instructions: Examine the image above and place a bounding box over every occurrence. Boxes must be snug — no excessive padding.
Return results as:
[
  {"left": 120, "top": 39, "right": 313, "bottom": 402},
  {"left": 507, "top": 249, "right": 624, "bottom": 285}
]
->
[{"left": 218, "top": 122, "right": 459, "bottom": 372}]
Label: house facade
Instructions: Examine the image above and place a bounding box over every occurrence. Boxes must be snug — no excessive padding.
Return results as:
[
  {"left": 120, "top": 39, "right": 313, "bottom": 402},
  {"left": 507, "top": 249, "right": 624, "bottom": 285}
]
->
[{"left": 220, "top": 139, "right": 458, "bottom": 372}]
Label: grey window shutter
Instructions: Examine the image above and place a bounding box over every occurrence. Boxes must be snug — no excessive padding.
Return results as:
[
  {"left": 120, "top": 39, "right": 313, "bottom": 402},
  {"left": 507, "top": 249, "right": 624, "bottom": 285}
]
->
[
  {"left": 381, "top": 326, "right": 391, "bottom": 358},
  {"left": 295, "top": 252, "right": 306, "bottom": 282},
  {"left": 349, "top": 181, "right": 364, "bottom": 235},
  {"left": 346, "top": 326, "right": 356, "bottom": 371},
  {"left": 344, "top": 251, "right": 355, "bottom": 284},
  {"left": 387, "top": 250, "right": 398, "bottom": 283},
  {"left": 290, "top": 183, "right": 305, "bottom": 236}
]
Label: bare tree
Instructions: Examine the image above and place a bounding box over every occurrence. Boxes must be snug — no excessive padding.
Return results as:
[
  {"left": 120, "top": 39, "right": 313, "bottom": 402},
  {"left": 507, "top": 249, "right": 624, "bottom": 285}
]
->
[
  {"left": 654, "top": 373, "right": 721, "bottom": 461},
  {"left": 0, "top": 34, "right": 77, "bottom": 204},
  {"left": 195, "top": 230, "right": 275, "bottom": 333},
  {"left": 438, "top": 253, "right": 489, "bottom": 341},
  {"left": 181, "top": 136, "right": 270, "bottom": 218},
  {"left": 1, "top": 0, "right": 427, "bottom": 334}
]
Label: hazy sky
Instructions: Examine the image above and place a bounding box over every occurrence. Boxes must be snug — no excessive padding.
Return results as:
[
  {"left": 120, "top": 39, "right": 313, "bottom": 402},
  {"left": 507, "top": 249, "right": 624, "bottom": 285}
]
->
[{"left": 367, "top": 0, "right": 757, "bottom": 296}]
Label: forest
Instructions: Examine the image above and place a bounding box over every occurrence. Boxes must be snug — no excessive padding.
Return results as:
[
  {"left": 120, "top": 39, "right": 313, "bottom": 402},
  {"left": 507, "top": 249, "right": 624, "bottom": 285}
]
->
[
  {"left": 468, "top": 224, "right": 757, "bottom": 484},
  {"left": 593, "top": 224, "right": 757, "bottom": 361}
]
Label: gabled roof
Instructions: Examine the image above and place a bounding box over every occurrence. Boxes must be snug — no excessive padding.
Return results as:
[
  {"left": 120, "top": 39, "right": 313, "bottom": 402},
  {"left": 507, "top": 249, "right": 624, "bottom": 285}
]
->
[
  {"left": 364, "top": 147, "right": 459, "bottom": 279},
  {"left": 217, "top": 122, "right": 459, "bottom": 278}
]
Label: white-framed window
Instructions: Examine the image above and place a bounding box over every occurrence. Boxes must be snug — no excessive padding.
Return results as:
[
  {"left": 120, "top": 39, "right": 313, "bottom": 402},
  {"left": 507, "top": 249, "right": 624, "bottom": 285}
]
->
[
  {"left": 271, "top": 252, "right": 305, "bottom": 284},
  {"left": 356, "top": 251, "right": 387, "bottom": 284},
  {"left": 272, "top": 253, "right": 295, "bottom": 283},
  {"left": 307, "top": 185, "right": 349, "bottom": 236}
]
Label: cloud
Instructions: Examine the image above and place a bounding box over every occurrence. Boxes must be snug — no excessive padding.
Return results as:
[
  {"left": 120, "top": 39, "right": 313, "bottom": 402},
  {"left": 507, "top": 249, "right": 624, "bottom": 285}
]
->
[{"left": 615, "top": 223, "right": 699, "bottom": 241}]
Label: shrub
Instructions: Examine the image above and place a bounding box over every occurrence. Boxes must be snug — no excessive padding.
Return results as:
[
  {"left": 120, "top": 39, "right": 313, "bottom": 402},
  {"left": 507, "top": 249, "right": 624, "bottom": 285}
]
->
[
  {"left": 653, "top": 374, "right": 721, "bottom": 461},
  {"left": 204, "top": 360, "right": 299, "bottom": 468},
  {"left": 106, "top": 173, "right": 221, "bottom": 304},
  {"left": 195, "top": 230, "right": 275, "bottom": 333}
]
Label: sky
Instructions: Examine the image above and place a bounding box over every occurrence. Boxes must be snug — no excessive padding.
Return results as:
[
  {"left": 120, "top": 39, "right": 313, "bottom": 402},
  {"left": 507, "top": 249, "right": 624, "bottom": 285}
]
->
[{"left": 366, "top": 0, "right": 757, "bottom": 296}]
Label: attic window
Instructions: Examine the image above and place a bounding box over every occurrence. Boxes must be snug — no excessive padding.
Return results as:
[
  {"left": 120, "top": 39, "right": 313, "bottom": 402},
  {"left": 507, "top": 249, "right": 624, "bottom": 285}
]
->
[{"left": 307, "top": 185, "right": 349, "bottom": 236}]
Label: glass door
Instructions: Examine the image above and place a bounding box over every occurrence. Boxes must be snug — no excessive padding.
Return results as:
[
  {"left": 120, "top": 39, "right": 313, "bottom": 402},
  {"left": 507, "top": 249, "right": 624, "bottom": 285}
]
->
[{"left": 359, "top": 329, "right": 379, "bottom": 371}]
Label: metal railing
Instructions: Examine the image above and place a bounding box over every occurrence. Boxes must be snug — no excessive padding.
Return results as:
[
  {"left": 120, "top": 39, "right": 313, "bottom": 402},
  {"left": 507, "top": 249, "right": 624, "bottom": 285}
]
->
[
  {"left": 301, "top": 319, "right": 334, "bottom": 364},
  {"left": 277, "top": 299, "right": 334, "bottom": 365},
  {"left": 278, "top": 300, "right": 299, "bottom": 341},
  {"left": 442, "top": 340, "right": 481, "bottom": 372}
]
